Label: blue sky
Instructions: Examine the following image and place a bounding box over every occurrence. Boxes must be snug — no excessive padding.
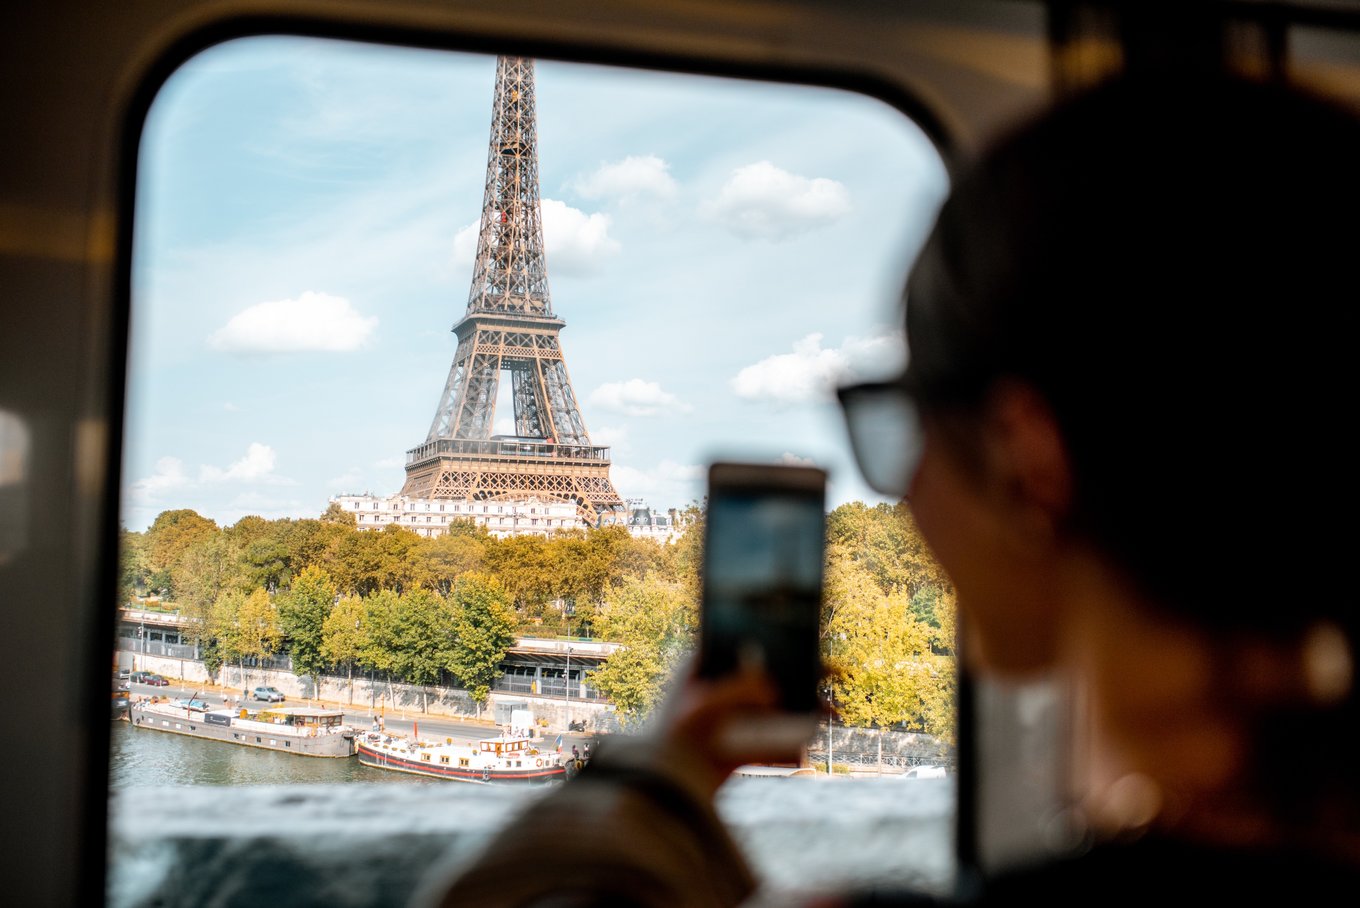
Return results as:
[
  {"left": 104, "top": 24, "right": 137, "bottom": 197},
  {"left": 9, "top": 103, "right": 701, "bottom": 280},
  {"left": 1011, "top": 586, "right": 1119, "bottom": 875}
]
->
[{"left": 124, "top": 36, "right": 948, "bottom": 531}]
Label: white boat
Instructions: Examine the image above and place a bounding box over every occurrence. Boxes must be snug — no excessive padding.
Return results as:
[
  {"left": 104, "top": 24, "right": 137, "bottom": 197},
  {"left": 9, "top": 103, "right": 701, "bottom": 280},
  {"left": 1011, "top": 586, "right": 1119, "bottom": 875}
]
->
[
  {"left": 130, "top": 697, "right": 357, "bottom": 758},
  {"left": 356, "top": 729, "right": 567, "bottom": 783}
]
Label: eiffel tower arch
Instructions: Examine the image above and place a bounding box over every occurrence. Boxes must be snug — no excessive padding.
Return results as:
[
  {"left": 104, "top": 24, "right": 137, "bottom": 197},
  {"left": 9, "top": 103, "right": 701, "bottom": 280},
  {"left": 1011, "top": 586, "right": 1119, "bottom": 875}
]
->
[{"left": 400, "top": 56, "right": 624, "bottom": 527}]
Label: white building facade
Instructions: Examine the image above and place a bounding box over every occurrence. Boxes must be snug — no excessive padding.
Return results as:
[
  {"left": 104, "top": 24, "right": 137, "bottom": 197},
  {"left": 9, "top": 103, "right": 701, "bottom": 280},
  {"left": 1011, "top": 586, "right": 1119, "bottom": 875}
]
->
[
  {"left": 332, "top": 494, "right": 586, "bottom": 539},
  {"left": 331, "top": 494, "right": 688, "bottom": 543}
]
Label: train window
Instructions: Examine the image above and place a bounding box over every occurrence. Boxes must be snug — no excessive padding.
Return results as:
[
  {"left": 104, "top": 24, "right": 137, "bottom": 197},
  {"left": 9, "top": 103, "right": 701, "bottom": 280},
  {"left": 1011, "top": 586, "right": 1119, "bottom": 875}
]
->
[{"left": 112, "top": 35, "right": 952, "bottom": 903}]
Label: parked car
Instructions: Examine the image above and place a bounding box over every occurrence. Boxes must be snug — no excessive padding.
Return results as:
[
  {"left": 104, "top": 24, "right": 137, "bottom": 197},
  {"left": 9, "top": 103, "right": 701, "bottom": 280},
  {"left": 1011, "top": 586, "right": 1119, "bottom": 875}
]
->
[
  {"left": 252, "top": 686, "right": 284, "bottom": 702},
  {"left": 116, "top": 667, "right": 130, "bottom": 681},
  {"left": 900, "top": 765, "right": 947, "bottom": 780},
  {"left": 112, "top": 675, "right": 130, "bottom": 692},
  {"left": 131, "top": 671, "right": 169, "bottom": 686}
]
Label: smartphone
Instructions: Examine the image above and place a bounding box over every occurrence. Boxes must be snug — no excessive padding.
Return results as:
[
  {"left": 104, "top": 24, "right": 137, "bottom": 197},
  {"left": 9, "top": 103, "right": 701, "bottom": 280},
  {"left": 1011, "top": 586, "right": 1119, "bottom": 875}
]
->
[{"left": 698, "top": 462, "right": 827, "bottom": 723}]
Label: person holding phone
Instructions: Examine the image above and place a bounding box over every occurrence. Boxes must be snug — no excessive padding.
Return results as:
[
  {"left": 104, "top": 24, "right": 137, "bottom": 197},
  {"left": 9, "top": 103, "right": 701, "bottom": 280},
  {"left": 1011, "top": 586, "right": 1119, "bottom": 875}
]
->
[{"left": 432, "top": 73, "right": 1360, "bottom": 907}]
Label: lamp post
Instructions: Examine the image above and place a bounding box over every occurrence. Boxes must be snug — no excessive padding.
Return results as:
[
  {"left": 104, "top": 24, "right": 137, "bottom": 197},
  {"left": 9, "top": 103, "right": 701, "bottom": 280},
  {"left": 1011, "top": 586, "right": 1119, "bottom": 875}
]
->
[{"left": 565, "top": 644, "right": 575, "bottom": 733}]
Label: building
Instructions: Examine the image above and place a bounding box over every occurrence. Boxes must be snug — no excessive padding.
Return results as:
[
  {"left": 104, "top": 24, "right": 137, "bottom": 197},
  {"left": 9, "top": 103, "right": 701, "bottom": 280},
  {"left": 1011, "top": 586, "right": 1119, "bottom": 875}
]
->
[
  {"left": 331, "top": 492, "right": 622, "bottom": 538},
  {"left": 625, "top": 500, "right": 686, "bottom": 544}
]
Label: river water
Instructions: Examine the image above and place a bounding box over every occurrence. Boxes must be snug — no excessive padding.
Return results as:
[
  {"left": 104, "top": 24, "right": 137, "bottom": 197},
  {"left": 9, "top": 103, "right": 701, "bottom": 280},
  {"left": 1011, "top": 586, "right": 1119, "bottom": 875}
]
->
[{"left": 108, "top": 722, "right": 955, "bottom": 906}]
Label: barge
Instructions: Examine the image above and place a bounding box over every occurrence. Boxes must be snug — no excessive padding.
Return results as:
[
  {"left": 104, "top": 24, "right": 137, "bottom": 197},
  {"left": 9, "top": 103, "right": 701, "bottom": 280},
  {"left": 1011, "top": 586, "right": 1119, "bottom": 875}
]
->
[
  {"left": 130, "top": 697, "right": 357, "bottom": 757},
  {"left": 357, "top": 730, "right": 566, "bottom": 783}
]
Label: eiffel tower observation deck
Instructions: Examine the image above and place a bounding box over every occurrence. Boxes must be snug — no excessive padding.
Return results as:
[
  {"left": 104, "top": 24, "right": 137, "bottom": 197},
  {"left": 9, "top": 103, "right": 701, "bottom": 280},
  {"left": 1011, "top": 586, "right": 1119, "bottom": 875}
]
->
[{"left": 400, "top": 56, "right": 624, "bottom": 527}]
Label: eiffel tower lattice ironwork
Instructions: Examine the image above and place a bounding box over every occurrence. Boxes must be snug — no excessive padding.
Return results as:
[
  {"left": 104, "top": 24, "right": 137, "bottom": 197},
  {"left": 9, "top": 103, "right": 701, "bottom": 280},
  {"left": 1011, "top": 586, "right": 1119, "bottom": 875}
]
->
[{"left": 400, "top": 56, "right": 624, "bottom": 526}]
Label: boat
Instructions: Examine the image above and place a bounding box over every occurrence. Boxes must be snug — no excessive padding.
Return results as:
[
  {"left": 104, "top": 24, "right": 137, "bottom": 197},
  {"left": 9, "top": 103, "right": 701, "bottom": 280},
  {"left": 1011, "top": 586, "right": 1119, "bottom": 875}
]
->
[
  {"left": 356, "top": 729, "right": 567, "bottom": 783},
  {"left": 130, "top": 697, "right": 357, "bottom": 757}
]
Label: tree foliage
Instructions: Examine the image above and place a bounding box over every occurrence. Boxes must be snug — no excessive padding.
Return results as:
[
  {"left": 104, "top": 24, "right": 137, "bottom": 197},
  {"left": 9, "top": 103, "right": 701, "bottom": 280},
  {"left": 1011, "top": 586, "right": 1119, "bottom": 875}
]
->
[
  {"left": 587, "top": 575, "right": 697, "bottom": 726},
  {"left": 126, "top": 499, "right": 955, "bottom": 740},
  {"left": 278, "top": 565, "right": 335, "bottom": 693},
  {"left": 446, "top": 573, "right": 517, "bottom": 704}
]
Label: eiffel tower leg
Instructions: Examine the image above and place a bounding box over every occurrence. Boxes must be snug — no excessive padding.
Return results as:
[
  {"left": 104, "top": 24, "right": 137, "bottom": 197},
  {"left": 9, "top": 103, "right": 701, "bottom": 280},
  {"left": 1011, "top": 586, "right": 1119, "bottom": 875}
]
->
[{"left": 456, "top": 348, "right": 501, "bottom": 439}]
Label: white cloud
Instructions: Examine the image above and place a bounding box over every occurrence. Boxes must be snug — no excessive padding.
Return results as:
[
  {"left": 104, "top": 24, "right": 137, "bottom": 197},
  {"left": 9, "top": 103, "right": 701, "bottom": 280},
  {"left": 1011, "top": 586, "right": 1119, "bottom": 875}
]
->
[
  {"left": 130, "top": 456, "right": 190, "bottom": 501},
  {"left": 731, "top": 331, "right": 904, "bottom": 405},
  {"left": 588, "top": 379, "right": 691, "bottom": 417},
  {"left": 701, "top": 161, "right": 851, "bottom": 240},
  {"left": 208, "top": 291, "right": 377, "bottom": 354},
  {"left": 493, "top": 416, "right": 515, "bottom": 436},
  {"left": 451, "top": 221, "right": 479, "bottom": 266},
  {"left": 572, "top": 155, "right": 679, "bottom": 202},
  {"left": 611, "top": 459, "right": 703, "bottom": 507},
  {"left": 199, "top": 442, "right": 287, "bottom": 484},
  {"left": 777, "top": 452, "right": 817, "bottom": 467},
  {"left": 223, "top": 402, "right": 241, "bottom": 412},
  {"left": 590, "top": 425, "right": 629, "bottom": 450},
  {"left": 541, "top": 199, "right": 619, "bottom": 274}
]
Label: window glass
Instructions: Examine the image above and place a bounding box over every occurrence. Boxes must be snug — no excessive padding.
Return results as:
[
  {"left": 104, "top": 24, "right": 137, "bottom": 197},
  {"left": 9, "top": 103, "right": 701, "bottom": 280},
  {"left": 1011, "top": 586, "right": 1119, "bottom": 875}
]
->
[{"left": 114, "top": 35, "right": 952, "bottom": 904}]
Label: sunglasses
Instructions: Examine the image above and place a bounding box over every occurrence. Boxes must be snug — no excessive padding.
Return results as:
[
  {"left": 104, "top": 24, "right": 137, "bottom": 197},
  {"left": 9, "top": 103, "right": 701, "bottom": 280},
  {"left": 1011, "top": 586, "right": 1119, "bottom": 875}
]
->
[{"left": 835, "top": 378, "right": 925, "bottom": 501}]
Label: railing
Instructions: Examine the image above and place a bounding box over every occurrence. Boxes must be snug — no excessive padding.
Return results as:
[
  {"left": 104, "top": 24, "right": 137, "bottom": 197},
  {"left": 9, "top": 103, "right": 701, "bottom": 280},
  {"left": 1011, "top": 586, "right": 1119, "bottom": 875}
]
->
[
  {"left": 492, "top": 676, "right": 605, "bottom": 701},
  {"left": 406, "top": 437, "right": 610, "bottom": 466},
  {"left": 116, "top": 640, "right": 200, "bottom": 660},
  {"left": 805, "top": 750, "right": 955, "bottom": 772}
]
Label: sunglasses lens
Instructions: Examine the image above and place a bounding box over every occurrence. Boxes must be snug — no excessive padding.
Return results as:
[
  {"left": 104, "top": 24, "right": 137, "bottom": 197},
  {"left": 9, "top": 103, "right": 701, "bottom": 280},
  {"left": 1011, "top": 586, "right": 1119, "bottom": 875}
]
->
[{"left": 840, "top": 386, "right": 922, "bottom": 499}]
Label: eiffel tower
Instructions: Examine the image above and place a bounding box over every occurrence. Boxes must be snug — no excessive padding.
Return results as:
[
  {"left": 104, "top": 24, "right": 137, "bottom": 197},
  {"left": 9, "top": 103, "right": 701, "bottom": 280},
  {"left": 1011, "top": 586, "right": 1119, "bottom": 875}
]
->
[{"left": 400, "top": 56, "right": 624, "bottom": 527}]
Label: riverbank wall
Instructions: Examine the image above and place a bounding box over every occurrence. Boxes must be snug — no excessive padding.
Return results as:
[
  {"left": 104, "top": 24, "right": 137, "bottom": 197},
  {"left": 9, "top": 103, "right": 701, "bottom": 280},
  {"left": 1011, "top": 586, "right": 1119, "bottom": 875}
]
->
[{"left": 116, "top": 649, "right": 620, "bottom": 733}]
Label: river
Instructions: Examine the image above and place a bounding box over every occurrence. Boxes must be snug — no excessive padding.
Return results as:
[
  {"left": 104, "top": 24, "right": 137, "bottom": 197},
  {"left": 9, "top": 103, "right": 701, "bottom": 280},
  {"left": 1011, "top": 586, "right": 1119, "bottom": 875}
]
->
[{"left": 107, "top": 721, "right": 955, "bottom": 906}]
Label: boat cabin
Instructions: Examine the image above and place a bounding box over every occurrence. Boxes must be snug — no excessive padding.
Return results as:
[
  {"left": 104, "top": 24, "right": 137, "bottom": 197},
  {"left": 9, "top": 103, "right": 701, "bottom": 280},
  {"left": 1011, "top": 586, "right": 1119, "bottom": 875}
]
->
[
  {"left": 256, "top": 708, "right": 346, "bottom": 730},
  {"left": 481, "top": 738, "right": 528, "bottom": 758}
]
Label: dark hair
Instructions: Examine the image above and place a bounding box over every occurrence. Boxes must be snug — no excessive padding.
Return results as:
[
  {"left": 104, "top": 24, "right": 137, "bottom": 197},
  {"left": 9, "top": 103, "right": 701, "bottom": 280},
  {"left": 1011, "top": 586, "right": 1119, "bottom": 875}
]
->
[{"left": 905, "top": 74, "right": 1360, "bottom": 638}]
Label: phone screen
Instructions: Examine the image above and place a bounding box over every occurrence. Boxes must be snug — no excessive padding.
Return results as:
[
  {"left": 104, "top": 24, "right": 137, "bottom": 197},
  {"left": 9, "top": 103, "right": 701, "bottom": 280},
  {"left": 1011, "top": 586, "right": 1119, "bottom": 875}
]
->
[{"left": 699, "top": 464, "right": 826, "bottom": 713}]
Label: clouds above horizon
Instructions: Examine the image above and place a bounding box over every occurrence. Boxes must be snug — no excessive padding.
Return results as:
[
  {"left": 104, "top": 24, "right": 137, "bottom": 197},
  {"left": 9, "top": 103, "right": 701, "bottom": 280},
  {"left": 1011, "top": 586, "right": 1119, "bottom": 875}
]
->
[
  {"left": 588, "top": 379, "right": 691, "bottom": 418},
  {"left": 702, "top": 161, "right": 851, "bottom": 240},
  {"left": 731, "top": 331, "right": 905, "bottom": 405},
  {"left": 208, "top": 291, "right": 377, "bottom": 354},
  {"left": 572, "top": 154, "right": 678, "bottom": 203},
  {"left": 131, "top": 442, "right": 292, "bottom": 504},
  {"left": 610, "top": 459, "right": 704, "bottom": 506}
]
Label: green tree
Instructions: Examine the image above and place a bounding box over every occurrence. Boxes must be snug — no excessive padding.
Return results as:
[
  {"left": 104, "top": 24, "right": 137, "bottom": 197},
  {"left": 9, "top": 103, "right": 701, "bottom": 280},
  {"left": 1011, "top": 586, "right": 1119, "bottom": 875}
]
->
[
  {"left": 321, "top": 594, "right": 369, "bottom": 703},
  {"left": 117, "top": 527, "right": 149, "bottom": 606},
  {"left": 447, "top": 573, "right": 516, "bottom": 708},
  {"left": 587, "top": 575, "right": 697, "bottom": 726},
  {"left": 387, "top": 588, "right": 457, "bottom": 712},
  {"left": 278, "top": 565, "right": 336, "bottom": 699},
  {"left": 175, "top": 533, "right": 245, "bottom": 648}
]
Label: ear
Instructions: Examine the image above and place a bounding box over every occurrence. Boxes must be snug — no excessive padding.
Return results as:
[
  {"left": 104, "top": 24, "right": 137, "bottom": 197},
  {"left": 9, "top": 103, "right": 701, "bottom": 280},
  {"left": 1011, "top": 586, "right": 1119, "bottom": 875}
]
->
[{"left": 983, "top": 381, "right": 1073, "bottom": 527}]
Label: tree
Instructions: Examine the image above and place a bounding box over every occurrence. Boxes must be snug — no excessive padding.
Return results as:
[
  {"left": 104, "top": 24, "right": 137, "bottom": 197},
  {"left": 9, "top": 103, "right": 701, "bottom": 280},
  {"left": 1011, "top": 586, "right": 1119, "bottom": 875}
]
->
[
  {"left": 175, "top": 533, "right": 246, "bottom": 648},
  {"left": 821, "top": 548, "right": 952, "bottom": 740},
  {"left": 387, "top": 588, "right": 456, "bottom": 712},
  {"left": 587, "top": 575, "right": 697, "bottom": 726},
  {"left": 117, "top": 528, "right": 149, "bottom": 606},
  {"left": 145, "top": 508, "right": 218, "bottom": 598},
  {"left": 321, "top": 594, "right": 368, "bottom": 703},
  {"left": 320, "top": 501, "right": 357, "bottom": 526},
  {"left": 278, "top": 565, "right": 336, "bottom": 698},
  {"left": 447, "top": 573, "right": 516, "bottom": 707},
  {"left": 236, "top": 587, "right": 282, "bottom": 679},
  {"left": 425, "top": 525, "right": 490, "bottom": 595}
]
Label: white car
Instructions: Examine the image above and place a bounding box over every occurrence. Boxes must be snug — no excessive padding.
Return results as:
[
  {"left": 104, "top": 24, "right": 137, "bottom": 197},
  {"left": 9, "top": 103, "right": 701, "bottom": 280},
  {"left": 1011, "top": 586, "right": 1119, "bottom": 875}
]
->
[
  {"left": 252, "top": 686, "right": 285, "bottom": 702},
  {"left": 901, "top": 765, "right": 947, "bottom": 780}
]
